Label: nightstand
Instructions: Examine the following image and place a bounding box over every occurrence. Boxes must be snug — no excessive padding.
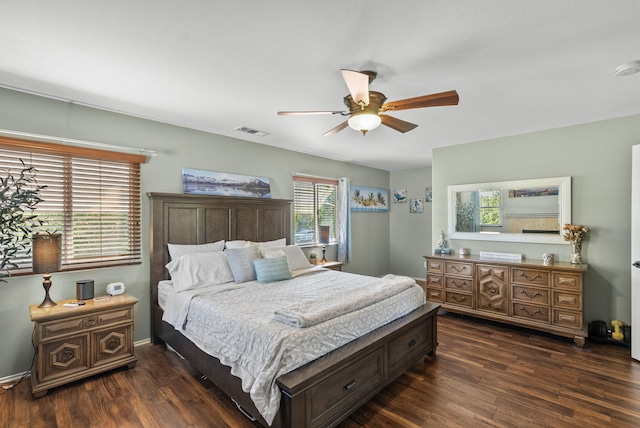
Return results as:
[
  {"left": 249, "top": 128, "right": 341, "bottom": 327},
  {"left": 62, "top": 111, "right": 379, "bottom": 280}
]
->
[
  {"left": 318, "top": 261, "right": 344, "bottom": 271},
  {"left": 29, "top": 293, "right": 138, "bottom": 397}
]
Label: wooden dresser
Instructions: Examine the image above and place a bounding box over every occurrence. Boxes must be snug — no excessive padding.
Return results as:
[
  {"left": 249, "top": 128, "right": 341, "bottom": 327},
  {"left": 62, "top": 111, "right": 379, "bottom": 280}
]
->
[
  {"left": 424, "top": 254, "right": 587, "bottom": 347},
  {"left": 29, "top": 293, "right": 138, "bottom": 397}
]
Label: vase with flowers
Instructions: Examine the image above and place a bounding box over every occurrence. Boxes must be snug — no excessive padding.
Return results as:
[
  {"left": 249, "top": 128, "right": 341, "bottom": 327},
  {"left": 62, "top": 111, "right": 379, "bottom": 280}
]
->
[{"left": 563, "top": 224, "right": 590, "bottom": 264}]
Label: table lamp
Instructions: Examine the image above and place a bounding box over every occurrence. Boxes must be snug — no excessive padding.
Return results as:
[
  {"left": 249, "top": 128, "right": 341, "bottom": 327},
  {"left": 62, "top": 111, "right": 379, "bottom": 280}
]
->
[
  {"left": 319, "top": 225, "right": 330, "bottom": 263},
  {"left": 32, "top": 232, "right": 62, "bottom": 308}
]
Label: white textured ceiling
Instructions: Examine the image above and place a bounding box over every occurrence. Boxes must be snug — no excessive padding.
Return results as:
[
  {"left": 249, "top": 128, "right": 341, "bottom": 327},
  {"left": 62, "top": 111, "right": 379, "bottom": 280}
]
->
[{"left": 1, "top": 1, "right": 639, "bottom": 171}]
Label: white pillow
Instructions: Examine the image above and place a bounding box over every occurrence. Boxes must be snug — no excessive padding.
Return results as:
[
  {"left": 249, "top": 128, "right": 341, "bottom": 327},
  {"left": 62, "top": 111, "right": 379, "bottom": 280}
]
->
[
  {"left": 262, "top": 249, "right": 286, "bottom": 259},
  {"left": 254, "top": 238, "right": 287, "bottom": 248},
  {"left": 226, "top": 246, "right": 261, "bottom": 283},
  {"left": 225, "top": 240, "right": 250, "bottom": 249},
  {"left": 168, "top": 240, "right": 225, "bottom": 260},
  {"left": 165, "top": 251, "right": 234, "bottom": 292},
  {"left": 261, "top": 245, "right": 312, "bottom": 271},
  {"left": 225, "top": 238, "right": 286, "bottom": 250}
]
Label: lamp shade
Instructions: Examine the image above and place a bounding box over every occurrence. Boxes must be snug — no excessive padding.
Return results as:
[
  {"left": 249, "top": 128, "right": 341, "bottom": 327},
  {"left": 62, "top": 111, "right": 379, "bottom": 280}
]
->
[
  {"left": 32, "top": 232, "right": 62, "bottom": 274},
  {"left": 319, "top": 225, "right": 330, "bottom": 245},
  {"left": 348, "top": 113, "right": 381, "bottom": 134}
]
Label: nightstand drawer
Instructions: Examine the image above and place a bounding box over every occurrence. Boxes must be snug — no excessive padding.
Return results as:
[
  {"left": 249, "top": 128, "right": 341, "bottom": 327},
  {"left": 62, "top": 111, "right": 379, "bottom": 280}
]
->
[
  {"left": 39, "top": 335, "right": 90, "bottom": 383},
  {"left": 40, "top": 307, "right": 133, "bottom": 341},
  {"left": 93, "top": 325, "right": 134, "bottom": 366}
]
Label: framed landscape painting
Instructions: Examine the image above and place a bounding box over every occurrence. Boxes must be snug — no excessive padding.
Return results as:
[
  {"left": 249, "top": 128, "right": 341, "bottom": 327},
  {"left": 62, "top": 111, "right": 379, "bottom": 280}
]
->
[
  {"left": 182, "top": 168, "right": 271, "bottom": 198},
  {"left": 351, "top": 185, "right": 389, "bottom": 212}
]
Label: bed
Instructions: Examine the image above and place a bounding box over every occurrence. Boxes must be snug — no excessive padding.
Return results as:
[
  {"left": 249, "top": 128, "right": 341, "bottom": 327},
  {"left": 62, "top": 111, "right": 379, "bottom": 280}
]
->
[{"left": 148, "top": 192, "right": 440, "bottom": 428}]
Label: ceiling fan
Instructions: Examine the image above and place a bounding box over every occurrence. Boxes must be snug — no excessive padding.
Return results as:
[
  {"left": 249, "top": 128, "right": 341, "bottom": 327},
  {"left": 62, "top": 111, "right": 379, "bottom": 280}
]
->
[{"left": 278, "top": 69, "right": 459, "bottom": 136}]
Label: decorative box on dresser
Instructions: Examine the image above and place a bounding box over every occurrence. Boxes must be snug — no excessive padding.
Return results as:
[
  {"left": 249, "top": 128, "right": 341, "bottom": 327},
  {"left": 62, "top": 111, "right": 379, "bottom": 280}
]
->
[
  {"left": 425, "top": 254, "right": 587, "bottom": 347},
  {"left": 29, "top": 293, "right": 138, "bottom": 397}
]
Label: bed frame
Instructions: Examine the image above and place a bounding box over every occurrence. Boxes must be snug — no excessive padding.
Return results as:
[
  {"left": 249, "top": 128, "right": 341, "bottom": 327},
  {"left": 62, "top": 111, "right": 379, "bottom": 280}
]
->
[{"left": 148, "top": 192, "right": 440, "bottom": 428}]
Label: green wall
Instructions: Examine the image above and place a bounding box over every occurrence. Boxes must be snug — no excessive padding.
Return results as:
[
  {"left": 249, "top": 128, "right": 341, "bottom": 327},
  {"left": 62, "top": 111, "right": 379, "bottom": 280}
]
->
[
  {"left": 389, "top": 167, "right": 432, "bottom": 279},
  {"left": 0, "top": 87, "right": 390, "bottom": 379},
  {"left": 432, "top": 114, "right": 640, "bottom": 325}
]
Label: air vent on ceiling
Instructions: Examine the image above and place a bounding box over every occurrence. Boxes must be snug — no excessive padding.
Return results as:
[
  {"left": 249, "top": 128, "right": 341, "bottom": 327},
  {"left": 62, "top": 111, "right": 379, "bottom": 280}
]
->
[{"left": 234, "top": 126, "right": 270, "bottom": 137}]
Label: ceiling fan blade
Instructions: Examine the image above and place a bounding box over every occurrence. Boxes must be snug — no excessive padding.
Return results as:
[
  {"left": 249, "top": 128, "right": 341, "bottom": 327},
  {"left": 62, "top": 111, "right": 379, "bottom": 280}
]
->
[
  {"left": 341, "top": 69, "right": 370, "bottom": 106},
  {"left": 381, "top": 90, "right": 459, "bottom": 112},
  {"left": 380, "top": 115, "right": 419, "bottom": 133},
  {"left": 277, "top": 110, "right": 345, "bottom": 116},
  {"left": 323, "top": 120, "right": 349, "bottom": 136}
]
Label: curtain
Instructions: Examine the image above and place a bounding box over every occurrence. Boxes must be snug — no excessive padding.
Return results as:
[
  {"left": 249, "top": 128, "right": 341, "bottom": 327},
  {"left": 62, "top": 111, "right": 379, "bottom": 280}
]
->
[{"left": 338, "top": 177, "right": 352, "bottom": 263}]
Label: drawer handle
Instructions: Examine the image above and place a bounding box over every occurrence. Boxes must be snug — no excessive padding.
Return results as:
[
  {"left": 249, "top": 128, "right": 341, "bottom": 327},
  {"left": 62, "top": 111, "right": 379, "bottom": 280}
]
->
[
  {"left": 450, "top": 295, "right": 467, "bottom": 303},
  {"left": 106, "top": 338, "right": 119, "bottom": 351},
  {"left": 520, "top": 289, "right": 542, "bottom": 299},
  {"left": 520, "top": 306, "right": 542, "bottom": 316},
  {"left": 429, "top": 278, "right": 440, "bottom": 284},
  {"left": 343, "top": 380, "right": 357, "bottom": 391},
  {"left": 450, "top": 265, "right": 467, "bottom": 273},
  {"left": 62, "top": 349, "right": 74, "bottom": 362},
  {"left": 85, "top": 317, "right": 97, "bottom": 327},
  {"left": 488, "top": 286, "right": 497, "bottom": 294},
  {"left": 451, "top": 280, "right": 467, "bottom": 288},
  {"left": 520, "top": 272, "right": 542, "bottom": 282},
  {"left": 408, "top": 339, "right": 417, "bottom": 348}
]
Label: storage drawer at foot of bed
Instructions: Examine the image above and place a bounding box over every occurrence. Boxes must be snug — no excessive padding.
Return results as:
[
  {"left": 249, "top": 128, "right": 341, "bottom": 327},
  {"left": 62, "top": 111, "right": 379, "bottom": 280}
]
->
[
  {"left": 388, "top": 319, "right": 433, "bottom": 377},
  {"left": 308, "top": 347, "right": 385, "bottom": 428}
]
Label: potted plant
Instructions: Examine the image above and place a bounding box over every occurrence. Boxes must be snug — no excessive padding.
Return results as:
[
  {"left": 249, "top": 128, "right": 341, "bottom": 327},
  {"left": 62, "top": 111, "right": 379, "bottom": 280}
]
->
[
  {"left": 0, "top": 160, "right": 46, "bottom": 282},
  {"left": 309, "top": 251, "right": 317, "bottom": 265}
]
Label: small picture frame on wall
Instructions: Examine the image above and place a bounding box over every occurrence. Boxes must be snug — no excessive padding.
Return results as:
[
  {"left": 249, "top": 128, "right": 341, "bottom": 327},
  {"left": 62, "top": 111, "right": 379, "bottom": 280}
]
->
[
  {"left": 410, "top": 198, "right": 424, "bottom": 213},
  {"left": 393, "top": 189, "right": 407, "bottom": 203},
  {"left": 425, "top": 187, "right": 432, "bottom": 202}
]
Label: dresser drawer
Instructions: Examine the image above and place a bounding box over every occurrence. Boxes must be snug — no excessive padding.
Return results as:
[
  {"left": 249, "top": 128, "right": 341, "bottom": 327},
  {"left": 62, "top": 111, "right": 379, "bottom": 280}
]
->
[
  {"left": 427, "top": 259, "right": 444, "bottom": 274},
  {"left": 512, "top": 285, "right": 550, "bottom": 305},
  {"left": 553, "top": 309, "right": 583, "bottom": 329},
  {"left": 388, "top": 319, "right": 433, "bottom": 377},
  {"left": 445, "top": 291, "right": 473, "bottom": 308},
  {"left": 426, "top": 274, "right": 444, "bottom": 288},
  {"left": 425, "top": 287, "right": 443, "bottom": 302},
  {"left": 308, "top": 347, "right": 385, "bottom": 427},
  {"left": 444, "top": 276, "right": 473, "bottom": 292},
  {"left": 553, "top": 272, "right": 583, "bottom": 291},
  {"left": 444, "top": 261, "right": 473, "bottom": 277},
  {"left": 512, "top": 303, "right": 550, "bottom": 324},
  {"left": 511, "top": 268, "right": 549, "bottom": 287},
  {"left": 40, "top": 307, "right": 133, "bottom": 341},
  {"left": 553, "top": 291, "right": 582, "bottom": 310}
]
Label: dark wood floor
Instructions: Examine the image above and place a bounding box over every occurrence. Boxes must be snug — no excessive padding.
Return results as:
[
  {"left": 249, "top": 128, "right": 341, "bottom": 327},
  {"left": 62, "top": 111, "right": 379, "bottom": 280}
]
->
[{"left": 2, "top": 312, "right": 639, "bottom": 427}]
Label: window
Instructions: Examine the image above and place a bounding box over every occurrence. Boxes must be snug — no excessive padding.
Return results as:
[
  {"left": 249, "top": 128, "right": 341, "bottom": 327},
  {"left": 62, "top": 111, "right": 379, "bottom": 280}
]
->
[
  {"left": 479, "top": 189, "right": 502, "bottom": 226},
  {"left": 0, "top": 136, "right": 143, "bottom": 274},
  {"left": 293, "top": 176, "right": 338, "bottom": 245}
]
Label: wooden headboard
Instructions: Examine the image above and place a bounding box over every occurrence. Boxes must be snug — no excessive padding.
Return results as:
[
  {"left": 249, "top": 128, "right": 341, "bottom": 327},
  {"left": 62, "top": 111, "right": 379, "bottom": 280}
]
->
[{"left": 147, "top": 192, "right": 292, "bottom": 338}]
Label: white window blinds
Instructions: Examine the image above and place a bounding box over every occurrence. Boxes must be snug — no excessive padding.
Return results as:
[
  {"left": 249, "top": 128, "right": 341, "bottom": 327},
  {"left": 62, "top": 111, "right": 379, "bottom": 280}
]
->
[
  {"left": 0, "top": 136, "right": 143, "bottom": 273},
  {"left": 293, "top": 175, "right": 338, "bottom": 245}
]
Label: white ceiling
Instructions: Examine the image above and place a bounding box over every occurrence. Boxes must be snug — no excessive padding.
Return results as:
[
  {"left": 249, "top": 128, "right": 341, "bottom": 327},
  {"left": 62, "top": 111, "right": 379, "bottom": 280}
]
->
[{"left": 1, "top": 1, "right": 639, "bottom": 171}]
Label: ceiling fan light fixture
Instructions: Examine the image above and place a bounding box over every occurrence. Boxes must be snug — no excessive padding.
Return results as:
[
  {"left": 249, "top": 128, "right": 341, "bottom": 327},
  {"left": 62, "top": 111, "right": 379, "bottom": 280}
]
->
[{"left": 348, "top": 112, "right": 381, "bottom": 135}]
